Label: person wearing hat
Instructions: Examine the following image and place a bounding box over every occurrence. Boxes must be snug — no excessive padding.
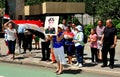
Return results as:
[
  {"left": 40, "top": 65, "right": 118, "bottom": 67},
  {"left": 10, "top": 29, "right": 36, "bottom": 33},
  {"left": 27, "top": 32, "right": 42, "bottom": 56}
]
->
[
  {"left": 73, "top": 25, "right": 84, "bottom": 68},
  {"left": 52, "top": 24, "right": 66, "bottom": 75}
]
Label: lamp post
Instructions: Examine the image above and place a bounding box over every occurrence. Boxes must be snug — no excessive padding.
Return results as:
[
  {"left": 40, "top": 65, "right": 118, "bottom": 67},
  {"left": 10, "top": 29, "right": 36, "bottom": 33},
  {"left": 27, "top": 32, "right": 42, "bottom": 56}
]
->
[{"left": 92, "top": 1, "right": 96, "bottom": 26}]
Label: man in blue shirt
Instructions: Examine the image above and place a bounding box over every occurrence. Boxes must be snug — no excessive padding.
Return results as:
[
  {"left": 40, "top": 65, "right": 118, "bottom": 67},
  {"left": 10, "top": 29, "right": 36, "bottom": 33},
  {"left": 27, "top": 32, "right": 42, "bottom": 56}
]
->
[{"left": 17, "top": 25, "right": 25, "bottom": 49}]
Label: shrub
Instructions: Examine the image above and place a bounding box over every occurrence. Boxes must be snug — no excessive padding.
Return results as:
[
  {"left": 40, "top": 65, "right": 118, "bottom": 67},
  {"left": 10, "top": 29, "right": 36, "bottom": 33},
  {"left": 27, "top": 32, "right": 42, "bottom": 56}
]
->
[
  {"left": 116, "top": 23, "right": 120, "bottom": 39},
  {"left": 84, "top": 24, "right": 94, "bottom": 37},
  {"left": 112, "top": 19, "right": 120, "bottom": 26}
]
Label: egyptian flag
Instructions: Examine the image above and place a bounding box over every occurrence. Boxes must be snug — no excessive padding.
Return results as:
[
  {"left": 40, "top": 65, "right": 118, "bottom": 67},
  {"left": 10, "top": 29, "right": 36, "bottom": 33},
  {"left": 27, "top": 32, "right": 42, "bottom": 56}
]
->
[
  {"left": 13, "top": 20, "right": 45, "bottom": 39},
  {"left": 3, "top": 14, "right": 10, "bottom": 20}
]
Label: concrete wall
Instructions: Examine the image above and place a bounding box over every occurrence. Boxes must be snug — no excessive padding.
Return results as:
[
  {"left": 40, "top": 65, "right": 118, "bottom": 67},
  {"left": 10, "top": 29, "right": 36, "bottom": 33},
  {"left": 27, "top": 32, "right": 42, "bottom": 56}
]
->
[
  {"left": 24, "top": 2, "right": 85, "bottom": 15},
  {"left": 15, "top": 0, "right": 24, "bottom": 19},
  {"left": 75, "top": 14, "right": 94, "bottom": 25},
  {"left": 30, "top": 5, "right": 42, "bottom": 15},
  {"left": 7, "top": 0, "right": 24, "bottom": 19},
  {"left": 25, "top": 6, "right": 30, "bottom": 16},
  {"left": 42, "top": 2, "right": 85, "bottom": 14}
]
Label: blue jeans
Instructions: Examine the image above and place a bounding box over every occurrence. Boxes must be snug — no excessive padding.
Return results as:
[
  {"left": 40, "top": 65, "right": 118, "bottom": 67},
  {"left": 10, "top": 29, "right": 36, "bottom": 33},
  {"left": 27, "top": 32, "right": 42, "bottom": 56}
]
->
[
  {"left": 7, "top": 40, "right": 16, "bottom": 54},
  {"left": 75, "top": 45, "right": 84, "bottom": 64}
]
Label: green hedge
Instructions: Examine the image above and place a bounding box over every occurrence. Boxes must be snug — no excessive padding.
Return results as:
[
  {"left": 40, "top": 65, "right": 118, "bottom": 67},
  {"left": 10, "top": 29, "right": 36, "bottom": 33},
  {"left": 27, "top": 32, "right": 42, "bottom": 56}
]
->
[
  {"left": 84, "top": 24, "right": 94, "bottom": 37},
  {"left": 116, "top": 23, "right": 120, "bottom": 39}
]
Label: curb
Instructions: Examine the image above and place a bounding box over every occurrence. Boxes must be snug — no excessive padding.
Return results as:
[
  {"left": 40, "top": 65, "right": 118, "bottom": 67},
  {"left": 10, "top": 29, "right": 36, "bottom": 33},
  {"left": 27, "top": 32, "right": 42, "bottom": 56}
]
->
[{"left": 0, "top": 59, "right": 120, "bottom": 77}]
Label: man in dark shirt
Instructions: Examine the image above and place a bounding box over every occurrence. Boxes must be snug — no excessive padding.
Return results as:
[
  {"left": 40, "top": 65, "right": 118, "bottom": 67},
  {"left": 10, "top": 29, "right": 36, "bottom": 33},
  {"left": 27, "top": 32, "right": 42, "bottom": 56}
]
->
[{"left": 100, "top": 19, "right": 117, "bottom": 69}]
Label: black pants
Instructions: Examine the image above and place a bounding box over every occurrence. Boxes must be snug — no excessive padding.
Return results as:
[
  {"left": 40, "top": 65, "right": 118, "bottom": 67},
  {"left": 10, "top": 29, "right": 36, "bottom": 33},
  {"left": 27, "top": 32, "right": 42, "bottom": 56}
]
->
[
  {"left": 18, "top": 33, "right": 24, "bottom": 48},
  {"left": 102, "top": 45, "right": 115, "bottom": 66},
  {"left": 7, "top": 40, "right": 16, "bottom": 54},
  {"left": 23, "top": 34, "right": 32, "bottom": 52},
  {"left": 41, "top": 41, "right": 50, "bottom": 60},
  {"left": 91, "top": 48, "right": 98, "bottom": 62},
  {"left": 76, "top": 45, "right": 84, "bottom": 64}
]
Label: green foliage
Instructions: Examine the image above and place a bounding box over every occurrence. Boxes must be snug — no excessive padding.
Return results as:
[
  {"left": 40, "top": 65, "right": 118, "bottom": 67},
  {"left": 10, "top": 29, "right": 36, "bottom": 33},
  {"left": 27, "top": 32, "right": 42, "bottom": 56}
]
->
[
  {"left": 72, "top": 17, "right": 80, "bottom": 25},
  {"left": 84, "top": 24, "right": 94, "bottom": 37},
  {"left": 0, "top": 0, "right": 5, "bottom": 8},
  {"left": 25, "top": 0, "right": 44, "bottom": 5},
  {"left": 112, "top": 19, "right": 120, "bottom": 26},
  {"left": 116, "top": 23, "right": 120, "bottom": 39},
  {"left": 95, "top": 0, "right": 120, "bottom": 20}
]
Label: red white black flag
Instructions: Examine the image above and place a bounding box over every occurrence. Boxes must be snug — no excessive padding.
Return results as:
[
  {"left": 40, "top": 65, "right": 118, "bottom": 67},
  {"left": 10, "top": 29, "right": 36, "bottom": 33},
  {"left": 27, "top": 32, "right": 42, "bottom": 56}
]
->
[{"left": 3, "top": 14, "right": 10, "bottom": 19}]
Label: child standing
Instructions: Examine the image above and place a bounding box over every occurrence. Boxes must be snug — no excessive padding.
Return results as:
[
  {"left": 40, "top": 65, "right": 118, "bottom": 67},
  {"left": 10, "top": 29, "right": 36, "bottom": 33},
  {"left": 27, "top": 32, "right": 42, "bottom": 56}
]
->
[
  {"left": 34, "top": 35, "right": 40, "bottom": 49},
  {"left": 88, "top": 28, "right": 98, "bottom": 63}
]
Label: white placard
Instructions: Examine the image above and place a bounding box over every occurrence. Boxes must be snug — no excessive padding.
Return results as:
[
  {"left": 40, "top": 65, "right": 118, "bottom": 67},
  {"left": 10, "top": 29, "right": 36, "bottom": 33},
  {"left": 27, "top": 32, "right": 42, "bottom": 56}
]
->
[{"left": 44, "top": 16, "right": 59, "bottom": 35}]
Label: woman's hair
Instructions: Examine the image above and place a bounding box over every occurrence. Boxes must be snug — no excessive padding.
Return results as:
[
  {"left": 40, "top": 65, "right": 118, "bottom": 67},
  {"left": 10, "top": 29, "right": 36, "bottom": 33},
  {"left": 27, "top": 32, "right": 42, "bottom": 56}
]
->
[
  {"left": 67, "top": 26, "right": 71, "bottom": 32},
  {"left": 91, "top": 28, "right": 97, "bottom": 34},
  {"left": 8, "top": 22, "right": 13, "bottom": 28}
]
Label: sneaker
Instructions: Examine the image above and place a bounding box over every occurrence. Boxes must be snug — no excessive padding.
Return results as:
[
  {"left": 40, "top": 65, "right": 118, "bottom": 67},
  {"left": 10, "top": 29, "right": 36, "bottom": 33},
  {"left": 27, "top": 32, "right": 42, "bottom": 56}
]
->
[
  {"left": 78, "top": 63, "right": 83, "bottom": 68},
  {"left": 75, "top": 62, "right": 79, "bottom": 66}
]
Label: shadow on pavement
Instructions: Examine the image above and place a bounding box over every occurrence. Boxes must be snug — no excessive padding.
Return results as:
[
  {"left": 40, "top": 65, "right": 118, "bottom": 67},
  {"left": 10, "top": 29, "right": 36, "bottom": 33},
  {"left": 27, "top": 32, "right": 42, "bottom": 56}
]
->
[
  {"left": 63, "top": 69, "right": 82, "bottom": 74},
  {"left": 114, "top": 64, "right": 120, "bottom": 68},
  {"left": 15, "top": 57, "right": 26, "bottom": 59},
  {"left": 0, "top": 55, "right": 7, "bottom": 57},
  {"left": 83, "top": 63, "right": 98, "bottom": 67},
  {"left": 33, "top": 56, "right": 42, "bottom": 58}
]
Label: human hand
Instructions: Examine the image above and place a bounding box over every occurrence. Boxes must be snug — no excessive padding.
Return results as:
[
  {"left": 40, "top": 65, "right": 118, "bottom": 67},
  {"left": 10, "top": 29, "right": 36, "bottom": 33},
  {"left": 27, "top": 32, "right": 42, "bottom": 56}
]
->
[
  {"left": 110, "top": 44, "right": 116, "bottom": 48},
  {"left": 72, "top": 40, "right": 77, "bottom": 43},
  {"left": 99, "top": 41, "right": 103, "bottom": 46}
]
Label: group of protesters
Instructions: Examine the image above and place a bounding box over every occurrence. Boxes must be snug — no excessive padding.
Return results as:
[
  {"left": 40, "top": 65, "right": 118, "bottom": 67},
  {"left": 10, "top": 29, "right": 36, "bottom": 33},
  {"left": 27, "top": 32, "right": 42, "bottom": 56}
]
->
[
  {"left": 3, "top": 20, "right": 33, "bottom": 59},
  {"left": 3, "top": 18, "right": 117, "bottom": 74}
]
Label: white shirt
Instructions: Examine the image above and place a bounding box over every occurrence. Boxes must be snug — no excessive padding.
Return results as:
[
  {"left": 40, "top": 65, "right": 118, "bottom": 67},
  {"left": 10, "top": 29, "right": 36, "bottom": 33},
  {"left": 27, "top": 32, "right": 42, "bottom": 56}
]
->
[
  {"left": 4, "top": 29, "right": 7, "bottom": 41},
  {"left": 6, "top": 28, "right": 16, "bottom": 41},
  {"left": 71, "top": 28, "right": 77, "bottom": 36},
  {"left": 74, "top": 32, "right": 84, "bottom": 47}
]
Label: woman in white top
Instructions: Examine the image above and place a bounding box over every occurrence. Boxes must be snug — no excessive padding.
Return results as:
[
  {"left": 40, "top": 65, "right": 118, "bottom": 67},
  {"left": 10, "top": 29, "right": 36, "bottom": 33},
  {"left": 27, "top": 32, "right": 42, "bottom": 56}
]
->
[
  {"left": 73, "top": 25, "right": 84, "bottom": 68},
  {"left": 4, "top": 20, "right": 18, "bottom": 60}
]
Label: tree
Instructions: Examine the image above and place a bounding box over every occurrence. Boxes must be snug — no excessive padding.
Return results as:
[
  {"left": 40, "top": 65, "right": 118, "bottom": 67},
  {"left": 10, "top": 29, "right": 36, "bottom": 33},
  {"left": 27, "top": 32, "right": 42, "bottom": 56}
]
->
[
  {"left": 96, "top": 0, "right": 120, "bottom": 20},
  {"left": 24, "top": 0, "right": 120, "bottom": 20}
]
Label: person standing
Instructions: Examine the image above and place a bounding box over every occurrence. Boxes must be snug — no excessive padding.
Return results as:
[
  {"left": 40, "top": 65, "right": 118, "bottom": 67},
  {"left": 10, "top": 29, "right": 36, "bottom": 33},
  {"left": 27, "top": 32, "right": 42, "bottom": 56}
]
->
[
  {"left": 4, "top": 28, "right": 10, "bottom": 55},
  {"left": 73, "top": 25, "right": 84, "bottom": 67},
  {"left": 64, "top": 26, "right": 74, "bottom": 64},
  {"left": 17, "top": 24, "right": 25, "bottom": 53},
  {"left": 101, "top": 19, "right": 117, "bottom": 69},
  {"left": 88, "top": 28, "right": 98, "bottom": 64},
  {"left": 4, "top": 20, "right": 18, "bottom": 60},
  {"left": 96, "top": 20, "right": 105, "bottom": 61},
  {"left": 62, "top": 19, "right": 67, "bottom": 30},
  {"left": 53, "top": 24, "right": 66, "bottom": 75},
  {"left": 34, "top": 35, "right": 40, "bottom": 49},
  {"left": 71, "top": 23, "right": 77, "bottom": 36},
  {"left": 49, "top": 40, "right": 56, "bottom": 63},
  {"left": 41, "top": 35, "right": 50, "bottom": 61},
  {"left": 22, "top": 29, "right": 33, "bottom": 54}
]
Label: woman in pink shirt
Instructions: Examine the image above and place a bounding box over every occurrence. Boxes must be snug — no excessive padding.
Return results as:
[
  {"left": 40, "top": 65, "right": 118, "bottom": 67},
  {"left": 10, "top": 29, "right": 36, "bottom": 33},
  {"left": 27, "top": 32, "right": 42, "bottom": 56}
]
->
[{"left": 88, "top": 28, "right": 98, "bottom": 63}]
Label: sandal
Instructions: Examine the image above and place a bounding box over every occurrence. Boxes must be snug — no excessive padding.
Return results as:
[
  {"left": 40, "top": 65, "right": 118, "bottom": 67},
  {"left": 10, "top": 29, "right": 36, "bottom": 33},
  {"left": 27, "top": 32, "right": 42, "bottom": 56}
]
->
[
  {"left": 54, "top": 70, "right": 59, "bottom": 73},
  {"left": 56, "top": 71, "right": 63, "bottom": 75}
]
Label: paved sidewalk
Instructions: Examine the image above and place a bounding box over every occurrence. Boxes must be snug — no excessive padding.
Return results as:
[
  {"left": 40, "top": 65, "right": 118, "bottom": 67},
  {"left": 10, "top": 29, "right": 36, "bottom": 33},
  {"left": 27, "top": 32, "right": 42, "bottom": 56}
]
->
[{"left": 0, "top": 38, "right": 120, "bottom": 76}]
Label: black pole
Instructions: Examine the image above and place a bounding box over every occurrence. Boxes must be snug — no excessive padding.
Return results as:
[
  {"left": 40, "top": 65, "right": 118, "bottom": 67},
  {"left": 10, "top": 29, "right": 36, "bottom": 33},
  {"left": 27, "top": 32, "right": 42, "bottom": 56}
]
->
[
  {"left": 92, "top": 1, "right": 95, "bottom": 26},
  {"left": 5, "top": 0, "right": 9, "bottom": 15}
]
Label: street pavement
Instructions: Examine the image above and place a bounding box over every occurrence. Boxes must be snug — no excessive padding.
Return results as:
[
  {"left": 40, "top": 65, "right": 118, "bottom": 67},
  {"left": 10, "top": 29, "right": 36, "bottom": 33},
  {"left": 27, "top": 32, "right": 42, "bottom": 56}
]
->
[{"left": 0, "top": 38, "right": 120, "bottom": 77}]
